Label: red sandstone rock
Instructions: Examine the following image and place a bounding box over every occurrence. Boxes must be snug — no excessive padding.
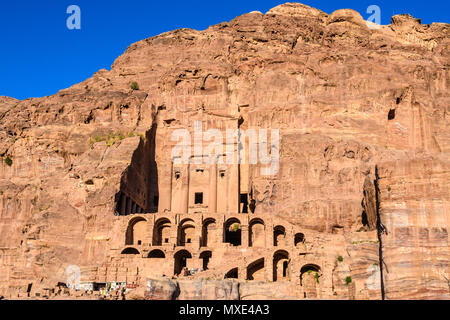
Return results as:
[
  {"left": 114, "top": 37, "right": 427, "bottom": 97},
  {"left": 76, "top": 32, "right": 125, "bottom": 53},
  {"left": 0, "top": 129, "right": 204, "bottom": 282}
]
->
[{"left": 0, "top": 2, "right": 448, "bottom": 300}]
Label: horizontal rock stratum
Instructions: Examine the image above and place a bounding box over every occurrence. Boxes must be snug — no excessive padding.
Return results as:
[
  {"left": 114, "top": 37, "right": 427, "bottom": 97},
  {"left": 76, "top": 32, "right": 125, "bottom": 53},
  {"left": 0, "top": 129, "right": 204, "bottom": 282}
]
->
[{"left": 0, "top": 3, "right": 449, "bottom": 300}]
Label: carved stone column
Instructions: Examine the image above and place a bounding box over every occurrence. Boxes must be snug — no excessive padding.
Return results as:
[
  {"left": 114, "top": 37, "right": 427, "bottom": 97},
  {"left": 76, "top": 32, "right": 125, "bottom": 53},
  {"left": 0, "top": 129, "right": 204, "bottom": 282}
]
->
[{"left": 209, "top": 163, "right": 217, "bottom": 213}]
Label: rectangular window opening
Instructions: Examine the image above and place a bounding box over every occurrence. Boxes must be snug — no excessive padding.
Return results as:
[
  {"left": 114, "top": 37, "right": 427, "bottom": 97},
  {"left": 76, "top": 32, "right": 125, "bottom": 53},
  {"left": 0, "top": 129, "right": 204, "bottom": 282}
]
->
[
  {"left": 195, "top": 192, "right": 204, "bottom": 204},
  {"left": 240, "top": 193, "right": 249, "bottom": 213}
]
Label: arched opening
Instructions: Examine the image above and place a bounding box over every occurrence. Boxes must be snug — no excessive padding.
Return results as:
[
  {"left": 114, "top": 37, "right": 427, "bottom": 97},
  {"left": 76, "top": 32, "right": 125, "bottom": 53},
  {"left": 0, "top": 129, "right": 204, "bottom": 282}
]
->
[
  {"left": 224, "top": 268, "right": 238, "bottom": 279},
  {"left": 148, "top": 249, "right": 165, "bottom": 259},
  {"left": 224, "top": 218, "right": 241, "bottom": 246},
  {"left": 121, "top": 247, "right": 140, "bottom": 255},
  {"left": 273, "top": 225, "right": 286, "bottom": 246},
  {"left": 174, "top": 250, "right": 192, "bottom": 276},
  {"left": 294, "top": 233, "right": 305, "bottom": 247},
  {"left": 300, "top": 264, "right": 321, "bottom": 299},
  {"left": 273, "top": 250, "right": 289, "bottom": 282},
  {"left": 177, "top": 219, "right": 195, "bottom": 246},
  {"left": 199, "top": 251, "right": 212, "bottom": 271},
  {"left": 249, "top": 218, "right": 265, "bottom": 247},
  {"left": 247, "top": 258, "right": 265, "bottom": 280},
  {"left": 153, "top": 218, "right": 171, "bottom": 246},
  {"left": 125, "top": 217, "right": 147, "bottom": 246},
  {"left": 201, "top": 218, "right": 216, "bottom": 247}
]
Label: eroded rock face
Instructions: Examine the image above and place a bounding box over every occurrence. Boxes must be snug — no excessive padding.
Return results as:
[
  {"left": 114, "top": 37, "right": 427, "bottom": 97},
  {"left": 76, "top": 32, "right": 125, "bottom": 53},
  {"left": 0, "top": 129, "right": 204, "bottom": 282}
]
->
[
  {"left": 0, "top": 2, "right": 448, "bottom": 299},
  {"left": 145, "top": 278, "right": 179, "bottom": 300},
  {"left": 377, "top": 159, "right": 450, "bottom": 299},
  {"left": 144, "top": 278, "right": 291, "bottom": 300},
  {"left": 176, "top": 279, "right": 240, "bottom": 300}
]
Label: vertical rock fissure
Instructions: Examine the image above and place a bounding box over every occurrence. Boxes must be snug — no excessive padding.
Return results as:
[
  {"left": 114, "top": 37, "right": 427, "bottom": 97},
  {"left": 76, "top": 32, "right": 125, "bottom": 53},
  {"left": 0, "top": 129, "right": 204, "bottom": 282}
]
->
[{"left": 374, "top": 165, "right": 386, "bottom": 300}]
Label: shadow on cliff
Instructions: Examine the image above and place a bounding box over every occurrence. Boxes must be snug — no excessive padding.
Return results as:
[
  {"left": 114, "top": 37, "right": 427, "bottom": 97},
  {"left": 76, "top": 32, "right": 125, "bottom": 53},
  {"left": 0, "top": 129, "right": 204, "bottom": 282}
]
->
[{"left": 114, "top": 123, "right": 159, "bottom": 215}]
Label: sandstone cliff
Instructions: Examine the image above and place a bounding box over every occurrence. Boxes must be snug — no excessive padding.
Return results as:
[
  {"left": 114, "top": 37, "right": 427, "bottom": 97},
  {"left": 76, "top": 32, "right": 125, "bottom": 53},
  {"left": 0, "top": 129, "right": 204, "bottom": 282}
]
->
[{"left": 0, "top": 3, "right": 448, "bottom": 299}]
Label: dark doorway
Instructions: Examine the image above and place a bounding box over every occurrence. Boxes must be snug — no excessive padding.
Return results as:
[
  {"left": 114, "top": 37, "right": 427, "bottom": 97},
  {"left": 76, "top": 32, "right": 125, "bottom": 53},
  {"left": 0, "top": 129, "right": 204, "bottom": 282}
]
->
[
  {"left": 273, "top": 225, "right": 286, "bottom": 246},
  {"left": 195, "top": 192, "right": 203, "bottom": 204},
  {"left": 174, "top": 250, "right": 192, "bottom": 275},
  {"left": 240, "top": 193, "right": 249, "bottom": 213},
  {"left": 200, "top": 251, "right": 212, "bottom": 270},
  {"left": 224, "top": 219, "right": 241, "bottom": 246},
  {"left": 201, "top": 218, "right": 216, "bottom": 247},
  {"left": 294, "top": 233, "right": 305, "bottom": 246}
]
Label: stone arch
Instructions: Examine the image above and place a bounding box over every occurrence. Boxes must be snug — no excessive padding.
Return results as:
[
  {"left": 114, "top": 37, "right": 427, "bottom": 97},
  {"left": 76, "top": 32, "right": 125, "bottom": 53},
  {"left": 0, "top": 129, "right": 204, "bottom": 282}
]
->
[
  {"left": 300, "top": 264, "right": 321, "bottom": 299},
  {"left": 273, "top": 225, "right": 286, "bottom": 246},
  {"left": 246, "top": 258, "right": 265, "bottom": 280},
  {"left": 201, "top": 218, "right": 217, "bottom": 247},
  {"left": 273, "top": 250, "right": 289, "bottom": 282},
  {"left": 174, "top": 250, "right": 192, "bottom": 275},
  {"left": 294, "top": 232, "right": 305, "bottom": 247},
  {"left": 121, "top": 247, "right": 140, "bottom": 255},
  {"left": 153, "top": 218, "right": 171, "bottom": 246},
  {"left": 224, "top": 218, "right": 241, "bottom": 246},
  {"left": 148, "top": 249, "right": 165, "bottom": 259},
  {"left": 177, "top": 218, "right": 196, "bottom": 246},
  {"left": 224, "top": 268, "right": 238, "bottom": 279},
  {"left": 125, "top": 216, "right": 147, "bottom": 246},
  {"left": 249, "top": 218, "right": 265, "bottom": 247},
  {"left": 199, "top": 250, "right": 212, "bottom": 271}
]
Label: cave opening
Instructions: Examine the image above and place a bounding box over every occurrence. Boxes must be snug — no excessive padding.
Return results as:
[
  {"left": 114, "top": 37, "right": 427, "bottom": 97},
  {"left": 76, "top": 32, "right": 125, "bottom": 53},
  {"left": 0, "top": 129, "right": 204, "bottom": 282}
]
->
[
  {"left": 388, "top": 109, "right": 396, "bottom": 120},
  {"left": 362, "top": 210, "right": 369, "bottom": 227}
]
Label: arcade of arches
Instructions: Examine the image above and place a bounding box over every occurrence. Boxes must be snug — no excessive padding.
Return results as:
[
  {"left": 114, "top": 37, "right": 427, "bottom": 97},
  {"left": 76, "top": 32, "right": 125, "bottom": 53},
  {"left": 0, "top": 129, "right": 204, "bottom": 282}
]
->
[
  {"left": 107, "top": 120, "right": 326, "bottom": 298},
  {"left": 109, "top": 211, "right": 325, "bottom": 298}
]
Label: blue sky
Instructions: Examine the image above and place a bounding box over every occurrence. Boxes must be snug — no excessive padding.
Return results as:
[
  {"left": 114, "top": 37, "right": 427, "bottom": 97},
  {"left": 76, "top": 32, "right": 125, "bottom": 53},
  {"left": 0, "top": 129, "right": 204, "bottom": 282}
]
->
[{"left": 0, "top": 0, "right": 448, "bottom": 100}]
